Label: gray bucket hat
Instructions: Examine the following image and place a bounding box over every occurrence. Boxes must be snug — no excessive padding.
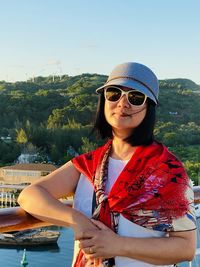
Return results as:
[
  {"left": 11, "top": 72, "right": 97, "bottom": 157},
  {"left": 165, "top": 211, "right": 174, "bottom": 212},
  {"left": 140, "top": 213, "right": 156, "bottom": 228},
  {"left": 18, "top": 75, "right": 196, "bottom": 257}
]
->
[{"left": 96, "top": 62, "right": 159, "bottom": 104}]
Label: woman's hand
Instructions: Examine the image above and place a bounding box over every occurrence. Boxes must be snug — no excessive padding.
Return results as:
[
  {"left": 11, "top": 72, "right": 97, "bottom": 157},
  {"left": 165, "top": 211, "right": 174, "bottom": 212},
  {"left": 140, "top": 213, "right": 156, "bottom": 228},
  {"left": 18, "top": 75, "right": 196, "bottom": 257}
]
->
[
  {"left": 78, "top": 219, "right": 121, "bottom": 259},
  {"left": 72, "top": 215, "right": 99, "bottom": 241}
]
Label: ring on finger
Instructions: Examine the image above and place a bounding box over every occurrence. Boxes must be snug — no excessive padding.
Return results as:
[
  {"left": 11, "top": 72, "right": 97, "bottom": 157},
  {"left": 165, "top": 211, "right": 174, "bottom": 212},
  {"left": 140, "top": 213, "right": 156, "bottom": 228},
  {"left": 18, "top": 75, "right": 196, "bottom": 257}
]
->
[{"left": 89, "top": 247, "right": 94, "bottom": 254}]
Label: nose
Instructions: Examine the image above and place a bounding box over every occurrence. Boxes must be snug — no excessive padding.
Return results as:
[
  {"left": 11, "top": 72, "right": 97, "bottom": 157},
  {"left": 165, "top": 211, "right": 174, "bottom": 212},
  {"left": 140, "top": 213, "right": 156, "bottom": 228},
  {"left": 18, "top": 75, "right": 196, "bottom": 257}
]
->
[{"left": 117, "top": 94, "right": 130, "bottom": 108}]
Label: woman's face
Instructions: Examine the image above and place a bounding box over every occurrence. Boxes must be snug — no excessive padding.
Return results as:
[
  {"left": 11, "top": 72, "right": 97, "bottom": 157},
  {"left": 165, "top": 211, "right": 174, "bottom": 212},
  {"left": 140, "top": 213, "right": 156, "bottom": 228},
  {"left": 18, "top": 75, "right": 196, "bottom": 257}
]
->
[{"left": 104, "top": 87, "right": 147, "bottom": 137}]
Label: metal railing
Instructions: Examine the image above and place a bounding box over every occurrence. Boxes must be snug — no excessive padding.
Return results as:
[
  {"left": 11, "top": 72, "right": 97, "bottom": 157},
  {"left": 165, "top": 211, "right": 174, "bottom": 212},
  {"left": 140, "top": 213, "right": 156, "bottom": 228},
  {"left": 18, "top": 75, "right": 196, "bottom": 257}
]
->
[{"left": 0, "top": 200, "right": 72, "bottom": 232}]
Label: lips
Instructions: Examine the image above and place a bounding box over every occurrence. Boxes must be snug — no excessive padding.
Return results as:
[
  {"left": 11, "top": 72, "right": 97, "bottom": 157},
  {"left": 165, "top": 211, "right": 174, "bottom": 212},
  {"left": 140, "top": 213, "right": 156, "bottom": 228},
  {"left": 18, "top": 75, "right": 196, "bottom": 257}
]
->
[{"left": 114, "top": 112, "right": 131, "bottom": 117}]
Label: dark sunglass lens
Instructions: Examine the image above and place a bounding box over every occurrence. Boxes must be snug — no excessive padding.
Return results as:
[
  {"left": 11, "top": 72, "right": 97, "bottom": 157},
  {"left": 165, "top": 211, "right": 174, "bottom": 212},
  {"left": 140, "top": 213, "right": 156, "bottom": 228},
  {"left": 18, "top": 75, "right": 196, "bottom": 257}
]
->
[
  {"left": 128, "top": 91, "right": 145, "bottom": 106},
  {"left": 105, "top": 87, "right": 122, "bottom": 102}
]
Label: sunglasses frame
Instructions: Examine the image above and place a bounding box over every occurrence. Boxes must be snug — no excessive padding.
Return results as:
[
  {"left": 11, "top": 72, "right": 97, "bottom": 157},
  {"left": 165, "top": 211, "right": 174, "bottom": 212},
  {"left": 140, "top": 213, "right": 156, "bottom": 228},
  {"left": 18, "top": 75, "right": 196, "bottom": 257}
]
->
[{"left": 104, "top": 86, "right": 147, "bottom": 107}]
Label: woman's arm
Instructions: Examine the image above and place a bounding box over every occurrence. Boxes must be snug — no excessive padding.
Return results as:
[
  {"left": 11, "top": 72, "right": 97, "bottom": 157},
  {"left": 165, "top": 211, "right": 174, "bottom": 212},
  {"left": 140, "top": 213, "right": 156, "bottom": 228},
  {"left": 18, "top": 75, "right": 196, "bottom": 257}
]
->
[
  {"left": 119, "top": 229, "right": 196, "bottom": 264},
  {"left": 79, "top": 220, "right": 196, "bottom": 265},
  {"left": 18, "top": 161, "right": 98, "bottom": 237}
]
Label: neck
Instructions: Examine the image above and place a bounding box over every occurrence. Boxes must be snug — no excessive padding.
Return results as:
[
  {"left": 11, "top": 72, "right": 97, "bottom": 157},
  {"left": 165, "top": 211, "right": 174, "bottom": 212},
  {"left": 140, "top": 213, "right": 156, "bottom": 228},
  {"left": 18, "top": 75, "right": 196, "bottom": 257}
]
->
[{"left": 111, "top": 137, "right": 137, "bottom": 160}]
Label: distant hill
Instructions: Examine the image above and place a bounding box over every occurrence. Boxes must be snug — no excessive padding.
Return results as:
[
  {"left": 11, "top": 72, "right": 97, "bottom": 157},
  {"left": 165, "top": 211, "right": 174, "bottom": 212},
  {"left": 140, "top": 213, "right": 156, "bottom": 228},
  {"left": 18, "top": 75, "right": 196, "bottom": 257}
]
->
[
  {"left": 1, "top": 76, "right": 200, "bottom": 92},
  {"left": 0, "top": 74, "right": 199, "bottom": 130},
  {"left": 0, "top": 73, "right": 107, "bottom": 93},
  {"left": 159, "top": 78, "right": 200, "bottom": 91},
  {"left": 0, "top": 74, "right": 199, "bottom": 135}
]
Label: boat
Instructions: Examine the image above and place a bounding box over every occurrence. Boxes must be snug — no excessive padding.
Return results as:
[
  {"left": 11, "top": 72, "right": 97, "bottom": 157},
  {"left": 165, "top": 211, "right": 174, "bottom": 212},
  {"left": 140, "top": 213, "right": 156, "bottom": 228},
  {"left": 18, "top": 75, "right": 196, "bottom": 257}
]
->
[{"left": 0, "top": 228, "right": 60, "bottom": 246}]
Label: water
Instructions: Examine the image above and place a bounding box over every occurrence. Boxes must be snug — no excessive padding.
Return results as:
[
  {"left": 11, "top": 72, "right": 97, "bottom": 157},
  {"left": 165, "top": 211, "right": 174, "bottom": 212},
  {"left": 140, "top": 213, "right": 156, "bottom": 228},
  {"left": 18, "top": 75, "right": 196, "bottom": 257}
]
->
[{"left": 0, "top": 227, "right": 74, "bottom": 267}]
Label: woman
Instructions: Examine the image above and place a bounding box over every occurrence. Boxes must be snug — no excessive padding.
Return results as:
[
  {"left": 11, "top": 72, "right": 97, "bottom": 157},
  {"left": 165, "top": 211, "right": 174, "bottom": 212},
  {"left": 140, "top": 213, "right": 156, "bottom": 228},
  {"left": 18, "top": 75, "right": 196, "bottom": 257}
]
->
[{"left": 18, "top": 62, "right": 196, "bottom": 267}]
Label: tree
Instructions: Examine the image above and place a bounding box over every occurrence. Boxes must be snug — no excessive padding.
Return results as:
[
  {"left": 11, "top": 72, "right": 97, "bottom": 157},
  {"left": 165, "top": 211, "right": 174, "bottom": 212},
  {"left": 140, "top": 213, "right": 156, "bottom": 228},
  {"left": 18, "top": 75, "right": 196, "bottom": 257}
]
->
[
  {"left": 16, "top": 128, "right": 28, "bottom": 144},
  {"left": 79, "top": 137, "right": 97, "bottom": 154}
]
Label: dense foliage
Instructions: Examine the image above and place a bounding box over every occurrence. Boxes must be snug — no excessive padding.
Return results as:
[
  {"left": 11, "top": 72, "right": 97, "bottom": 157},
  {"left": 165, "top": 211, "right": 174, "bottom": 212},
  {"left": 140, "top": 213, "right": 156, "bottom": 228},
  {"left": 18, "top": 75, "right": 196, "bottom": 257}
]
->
[{"left": 0, "top": 74, "right": 199, "bottom": 184}]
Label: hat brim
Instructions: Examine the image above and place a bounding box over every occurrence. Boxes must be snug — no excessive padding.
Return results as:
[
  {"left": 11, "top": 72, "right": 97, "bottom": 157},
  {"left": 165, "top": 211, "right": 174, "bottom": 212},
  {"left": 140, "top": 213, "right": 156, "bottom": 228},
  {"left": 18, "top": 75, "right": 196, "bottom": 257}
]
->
[{"left": 96, "top": 78, "right": 158, "bottom": 104}]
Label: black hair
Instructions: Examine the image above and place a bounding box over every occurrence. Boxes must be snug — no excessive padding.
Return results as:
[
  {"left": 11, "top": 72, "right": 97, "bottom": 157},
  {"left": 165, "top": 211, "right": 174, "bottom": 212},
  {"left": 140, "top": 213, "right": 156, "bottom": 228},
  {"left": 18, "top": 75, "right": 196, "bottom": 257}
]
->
[{"left": 93, "top": 93, "right": 156, "bottom": 146}]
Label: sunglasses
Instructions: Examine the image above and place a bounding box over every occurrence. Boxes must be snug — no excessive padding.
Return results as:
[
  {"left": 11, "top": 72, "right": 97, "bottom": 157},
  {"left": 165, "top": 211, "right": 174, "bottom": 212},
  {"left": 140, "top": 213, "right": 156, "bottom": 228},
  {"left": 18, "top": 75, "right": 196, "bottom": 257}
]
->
[{"left": 104, "top": 86, "right": 147, "bottom": 107}]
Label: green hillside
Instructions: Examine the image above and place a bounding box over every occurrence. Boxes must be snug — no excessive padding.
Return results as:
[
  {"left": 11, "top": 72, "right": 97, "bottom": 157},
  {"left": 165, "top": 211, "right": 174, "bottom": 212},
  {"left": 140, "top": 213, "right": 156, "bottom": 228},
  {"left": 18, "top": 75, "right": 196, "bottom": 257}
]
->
[
  {"left": 0, "top": 75, "right": 199, "bottom": 183},
  {"left": 159, "top": 78, "right": 200, "bottom": 91}
]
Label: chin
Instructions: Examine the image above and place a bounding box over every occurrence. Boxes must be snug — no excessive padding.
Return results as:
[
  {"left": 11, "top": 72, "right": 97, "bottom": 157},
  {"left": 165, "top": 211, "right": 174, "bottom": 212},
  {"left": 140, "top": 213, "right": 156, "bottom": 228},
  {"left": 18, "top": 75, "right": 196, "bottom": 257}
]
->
[
  {"left": 110, "top": 119, "right": 136, "bottom": 128},
  {"left": 112, "top": 123, "right": 134, "bottom": 131}
]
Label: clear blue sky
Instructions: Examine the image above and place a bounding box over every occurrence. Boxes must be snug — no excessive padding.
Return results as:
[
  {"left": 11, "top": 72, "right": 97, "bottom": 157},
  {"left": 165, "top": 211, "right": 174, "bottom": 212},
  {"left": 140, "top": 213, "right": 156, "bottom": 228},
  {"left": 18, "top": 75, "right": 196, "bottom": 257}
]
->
[{"left": 0, "top": 0, "right": 200, "bottom": 84}]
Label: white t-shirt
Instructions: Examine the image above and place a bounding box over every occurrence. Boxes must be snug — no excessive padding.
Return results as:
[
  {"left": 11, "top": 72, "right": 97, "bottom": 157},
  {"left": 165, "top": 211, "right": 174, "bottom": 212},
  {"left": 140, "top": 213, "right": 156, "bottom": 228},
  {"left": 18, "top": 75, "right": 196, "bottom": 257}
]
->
[{"left": 72, "top": 157, "right": 174, "bottom": 267}]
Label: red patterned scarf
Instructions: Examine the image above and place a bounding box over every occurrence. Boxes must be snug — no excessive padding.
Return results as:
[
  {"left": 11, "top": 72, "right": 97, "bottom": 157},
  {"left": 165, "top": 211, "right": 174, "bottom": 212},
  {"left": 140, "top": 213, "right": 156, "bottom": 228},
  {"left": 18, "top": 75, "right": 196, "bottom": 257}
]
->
[{"left": 72, "top": 140, "right": 190, "bottom": 266}]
